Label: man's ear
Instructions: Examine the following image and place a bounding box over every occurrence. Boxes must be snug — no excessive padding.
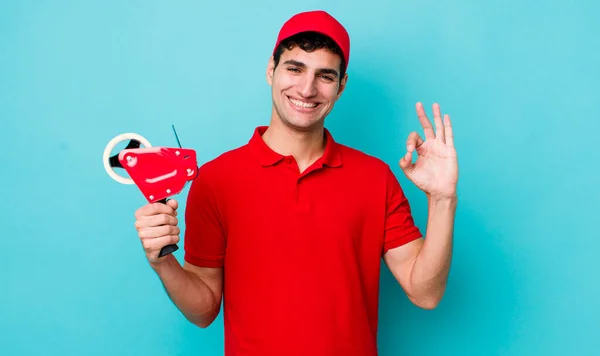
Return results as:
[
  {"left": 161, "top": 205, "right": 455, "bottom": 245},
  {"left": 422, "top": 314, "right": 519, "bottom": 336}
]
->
[
  {"left": 266, "top": 56, "right": 275, "bottom": 86},
  {"left": 336, "top": 73, "right": 349, "bottom": 99}
]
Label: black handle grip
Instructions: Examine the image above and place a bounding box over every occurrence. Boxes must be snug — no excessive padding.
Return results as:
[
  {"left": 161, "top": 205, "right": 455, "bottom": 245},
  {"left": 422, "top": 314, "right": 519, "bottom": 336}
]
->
[
  {"left": 157, "top": 198, "right": 179, "bottom": 257},
  {"left": 159, "top": 243, "right": 179, "bottom": 257}
]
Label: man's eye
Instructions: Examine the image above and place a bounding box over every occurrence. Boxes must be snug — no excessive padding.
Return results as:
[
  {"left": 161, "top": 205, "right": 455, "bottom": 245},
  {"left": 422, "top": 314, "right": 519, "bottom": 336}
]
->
[
  {"left": 288, "top": 67, "right": 300, "bottom": 72},
  {"left": 321, "top": 75, "right": 334, "bottom": 81}
]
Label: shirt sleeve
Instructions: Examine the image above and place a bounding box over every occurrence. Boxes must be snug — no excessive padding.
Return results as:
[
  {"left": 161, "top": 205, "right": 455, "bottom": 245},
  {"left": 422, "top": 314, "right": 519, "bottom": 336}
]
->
[
  {"left": 382, "top": 166, "right": 423, "bottom": 255},
  {"left": 183, "top": 165, "right": 226, "bottom": 268}
]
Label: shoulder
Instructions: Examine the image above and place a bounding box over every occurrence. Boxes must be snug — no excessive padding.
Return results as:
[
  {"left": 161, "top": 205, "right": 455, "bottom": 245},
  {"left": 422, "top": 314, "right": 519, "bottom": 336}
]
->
[
  {"left": 196, "top": 142, "right": 252, "bottom": 178},
  {"left": 336, "top": 142, "right": 393, "bottom": 175},
  {"left": 333, "top": 142, "right": 404, "bottom": 195},
  {"left": 184, "top": 141, "right": 252, "bottom": 199}
]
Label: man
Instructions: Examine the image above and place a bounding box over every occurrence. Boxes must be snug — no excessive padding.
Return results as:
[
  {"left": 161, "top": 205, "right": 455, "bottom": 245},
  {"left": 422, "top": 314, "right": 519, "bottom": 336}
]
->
[{"left": 133, "top": 10, "right": 458, "bottom": 356}]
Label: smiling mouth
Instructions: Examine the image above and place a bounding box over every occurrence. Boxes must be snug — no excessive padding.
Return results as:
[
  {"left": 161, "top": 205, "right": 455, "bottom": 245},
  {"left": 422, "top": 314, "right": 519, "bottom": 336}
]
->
[{"left": 288, "top": 96, "right": 319, "bottom": 110}]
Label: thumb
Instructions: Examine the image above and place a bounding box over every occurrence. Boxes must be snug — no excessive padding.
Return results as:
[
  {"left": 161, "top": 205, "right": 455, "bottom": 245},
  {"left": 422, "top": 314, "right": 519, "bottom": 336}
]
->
[
  {"left": 166, "top": 199, "right": 179, "bottom": 211},
  {"left": 399, "top": 151, "right": 414, "bottom": 175}
]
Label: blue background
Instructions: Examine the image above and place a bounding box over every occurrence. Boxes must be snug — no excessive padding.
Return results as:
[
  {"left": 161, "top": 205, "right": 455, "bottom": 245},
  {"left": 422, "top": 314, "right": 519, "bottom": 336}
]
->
[{"left": 2, "top": 0, "right": 599, "bottom": 355}]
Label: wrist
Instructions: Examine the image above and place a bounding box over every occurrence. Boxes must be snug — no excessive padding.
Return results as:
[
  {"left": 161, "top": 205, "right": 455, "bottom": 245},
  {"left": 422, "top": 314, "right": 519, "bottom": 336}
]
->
[
  {"left": 149, "top": 254, "right": 177, "bottom": 274},
  {"left": 427, "top": 193, "right": 458, "bottom": 205}
]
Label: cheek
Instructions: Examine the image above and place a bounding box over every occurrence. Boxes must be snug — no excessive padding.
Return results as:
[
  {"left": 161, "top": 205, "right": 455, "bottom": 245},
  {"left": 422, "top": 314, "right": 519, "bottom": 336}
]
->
[
  {"left": 273, "top": 73, "right": 296, "bottom": 89},
  {"left": 319, "top": 84, "right": 340, "bottom": 101}
]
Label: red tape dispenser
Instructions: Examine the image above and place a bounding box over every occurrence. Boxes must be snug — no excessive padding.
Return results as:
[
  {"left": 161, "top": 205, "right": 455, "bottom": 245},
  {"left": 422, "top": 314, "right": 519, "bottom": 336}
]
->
[{"left": 102, "top": 125, "right": 198, "bottom": 257}]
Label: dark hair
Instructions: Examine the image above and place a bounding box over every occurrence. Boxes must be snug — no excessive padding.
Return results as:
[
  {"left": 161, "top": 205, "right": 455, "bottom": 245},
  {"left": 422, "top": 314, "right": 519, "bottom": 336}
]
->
[{"left": 273, "top": 31, "right": 346, "bottom": 81}]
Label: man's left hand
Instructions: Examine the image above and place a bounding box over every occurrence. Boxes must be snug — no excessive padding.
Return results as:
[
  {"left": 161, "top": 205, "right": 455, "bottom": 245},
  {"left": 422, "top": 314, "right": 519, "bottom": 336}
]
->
[{"left": 399, "top": 102, "right": 458, "bottom": 199}]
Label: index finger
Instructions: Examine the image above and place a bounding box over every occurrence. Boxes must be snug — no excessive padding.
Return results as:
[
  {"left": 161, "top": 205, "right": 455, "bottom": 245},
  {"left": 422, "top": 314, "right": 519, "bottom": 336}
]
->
[
  {"left": 135, "top": 202, "right": 176, "bottom": 219},
  {"left": 416, "top": 102, "right": 435, "bottom": 140}
]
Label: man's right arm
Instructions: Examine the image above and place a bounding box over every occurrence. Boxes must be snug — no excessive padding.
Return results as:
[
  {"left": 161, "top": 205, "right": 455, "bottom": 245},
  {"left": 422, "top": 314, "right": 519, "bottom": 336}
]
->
[
  {"left": 151, "top": 255, "right": 223, "bottom": 328},
  {"left": 134, "top": 199, "right": 223, "bottom": 328}
]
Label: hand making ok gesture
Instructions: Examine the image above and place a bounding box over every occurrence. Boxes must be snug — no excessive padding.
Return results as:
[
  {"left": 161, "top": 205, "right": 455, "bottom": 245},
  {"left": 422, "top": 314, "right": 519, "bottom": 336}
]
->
[{"left": 399, "top": 102, "right": 458, "bottom": 199}]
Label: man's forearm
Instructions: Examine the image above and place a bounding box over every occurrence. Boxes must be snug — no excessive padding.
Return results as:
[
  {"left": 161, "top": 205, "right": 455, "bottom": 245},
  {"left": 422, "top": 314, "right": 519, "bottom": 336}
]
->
[
  {"left": 410, "top": 194, "right": 457, "bottom": 308},
  {"left": 150, "top": 255, "right": 220, "bottom": 327}
]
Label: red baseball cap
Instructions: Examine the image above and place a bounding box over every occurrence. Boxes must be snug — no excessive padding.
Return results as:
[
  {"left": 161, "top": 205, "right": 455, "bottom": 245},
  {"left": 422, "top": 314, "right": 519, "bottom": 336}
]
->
[{"left": 273, "top": 10, "right": 350, "bottom": 71}]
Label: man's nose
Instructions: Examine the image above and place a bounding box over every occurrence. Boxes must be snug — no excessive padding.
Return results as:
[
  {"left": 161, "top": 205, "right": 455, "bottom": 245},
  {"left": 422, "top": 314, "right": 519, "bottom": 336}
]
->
[{"left": 297, "top": 75, "right": 317, "bottom": 98}]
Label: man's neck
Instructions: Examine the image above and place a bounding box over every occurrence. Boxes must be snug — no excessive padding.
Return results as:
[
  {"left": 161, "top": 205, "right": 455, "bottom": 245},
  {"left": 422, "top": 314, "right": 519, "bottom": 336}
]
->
[{"left": 261, "top": 119, "right": 325, "bottom": 172}]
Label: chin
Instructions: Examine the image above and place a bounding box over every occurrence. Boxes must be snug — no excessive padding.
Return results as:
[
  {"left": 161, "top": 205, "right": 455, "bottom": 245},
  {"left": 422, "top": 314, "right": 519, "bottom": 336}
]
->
[{"left": 283, "top": 114, "right": 325, "bottom": 131}]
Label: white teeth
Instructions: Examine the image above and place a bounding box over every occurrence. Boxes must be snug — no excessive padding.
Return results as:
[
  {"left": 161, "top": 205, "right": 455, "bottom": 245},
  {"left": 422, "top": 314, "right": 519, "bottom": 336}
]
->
[{"left": 290, "top": 98, "right": 317, "bottom": 108}]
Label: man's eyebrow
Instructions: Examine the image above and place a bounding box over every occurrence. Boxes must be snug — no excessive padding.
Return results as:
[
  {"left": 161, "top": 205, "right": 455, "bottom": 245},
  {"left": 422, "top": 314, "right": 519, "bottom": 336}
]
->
[
  {"left": 283, "top": 59, "right": 306, "bottom": 68},
  {"left": 282, "top": 60, "right": 339, "bottom": 77},
  {"left": 317, "top": 68, "right": 339, "bottom": 77}
]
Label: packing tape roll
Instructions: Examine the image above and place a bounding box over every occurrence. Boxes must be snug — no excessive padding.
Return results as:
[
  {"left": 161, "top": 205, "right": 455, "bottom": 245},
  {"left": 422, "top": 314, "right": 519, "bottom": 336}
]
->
[{"left": 103, "top": 133, "right": 152, "bottom": 184}]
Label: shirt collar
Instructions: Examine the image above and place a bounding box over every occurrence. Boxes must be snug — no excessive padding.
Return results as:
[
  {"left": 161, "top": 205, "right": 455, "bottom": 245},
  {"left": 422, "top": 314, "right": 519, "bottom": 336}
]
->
[{"left": 249, "top": 126, "right": 342, "bottom": 168}]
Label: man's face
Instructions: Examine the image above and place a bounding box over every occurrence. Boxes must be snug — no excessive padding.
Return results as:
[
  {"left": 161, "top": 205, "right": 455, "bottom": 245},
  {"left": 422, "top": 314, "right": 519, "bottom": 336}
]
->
[{"left": 266, "top": 46, "right": 347, "bottom": 131}]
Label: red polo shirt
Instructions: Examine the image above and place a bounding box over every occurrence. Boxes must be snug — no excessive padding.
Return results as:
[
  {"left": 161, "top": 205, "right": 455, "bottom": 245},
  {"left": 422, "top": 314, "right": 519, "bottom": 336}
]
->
[{"left": 183, "top": 126, "right": 422, "bottom": 356}]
